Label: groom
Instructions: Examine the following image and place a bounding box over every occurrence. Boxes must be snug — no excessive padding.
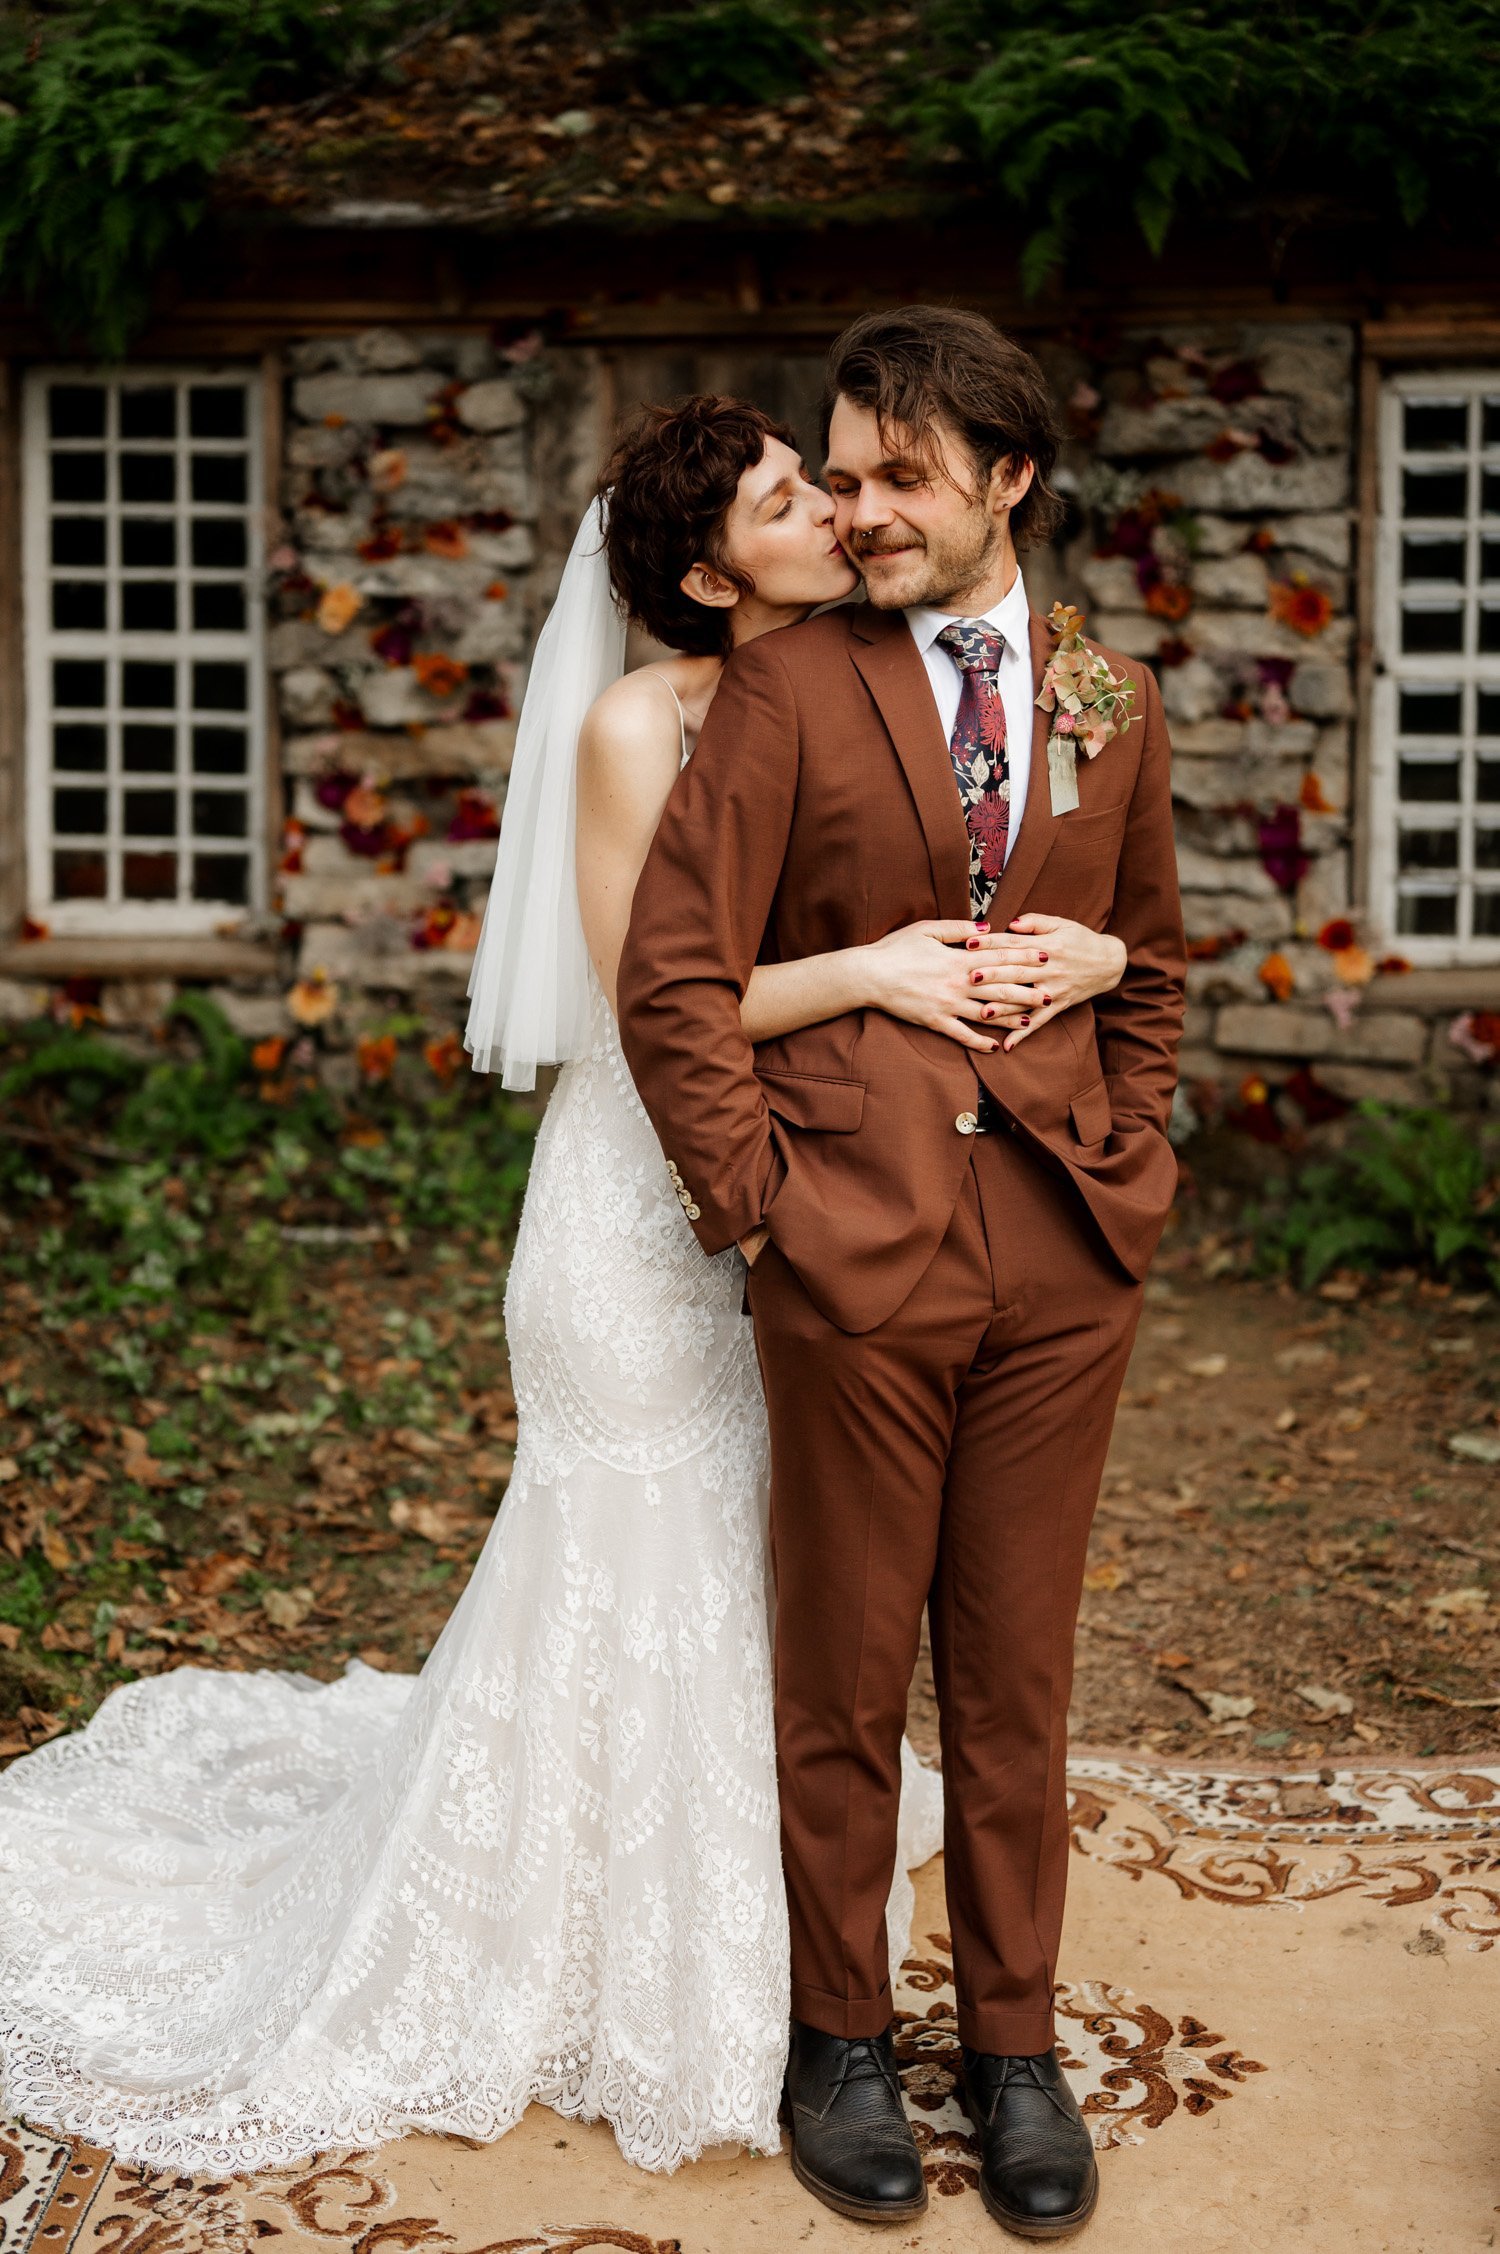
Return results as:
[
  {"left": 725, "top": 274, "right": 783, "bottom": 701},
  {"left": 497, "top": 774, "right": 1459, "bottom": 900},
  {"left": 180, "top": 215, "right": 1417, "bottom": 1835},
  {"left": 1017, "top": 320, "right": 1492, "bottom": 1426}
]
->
[{"left": 618, "top": 306, "right": 1184, "bottom": 2237}]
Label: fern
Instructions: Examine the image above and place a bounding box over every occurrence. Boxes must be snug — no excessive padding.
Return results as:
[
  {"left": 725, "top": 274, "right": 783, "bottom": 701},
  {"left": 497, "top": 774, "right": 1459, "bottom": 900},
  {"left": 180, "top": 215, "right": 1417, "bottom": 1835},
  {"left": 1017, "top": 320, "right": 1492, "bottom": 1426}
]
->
[
  {"left": 625, "top": 1, "right": 826, "bottom": 104},
  {"left": 0, "top": 0, "right": 428, "bottom": 355}
]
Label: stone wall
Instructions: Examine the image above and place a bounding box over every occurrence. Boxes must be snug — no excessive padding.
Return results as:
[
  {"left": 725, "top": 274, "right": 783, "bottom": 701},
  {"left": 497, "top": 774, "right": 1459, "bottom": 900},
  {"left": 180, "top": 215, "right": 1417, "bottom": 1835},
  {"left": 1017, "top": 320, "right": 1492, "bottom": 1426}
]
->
[{"left": 3, "top": 316, "right": 1496, "bottom": 1120}]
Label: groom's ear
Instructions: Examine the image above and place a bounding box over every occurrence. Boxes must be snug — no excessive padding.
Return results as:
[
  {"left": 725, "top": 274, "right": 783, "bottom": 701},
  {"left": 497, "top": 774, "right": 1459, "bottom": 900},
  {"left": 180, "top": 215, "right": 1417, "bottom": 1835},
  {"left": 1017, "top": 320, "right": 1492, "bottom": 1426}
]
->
[
  {"left": 989, "top": 451, "right": 1036, "bottom": 520},
  {"left": 680, "top": 561, "right": 740, "bottom": 613}
]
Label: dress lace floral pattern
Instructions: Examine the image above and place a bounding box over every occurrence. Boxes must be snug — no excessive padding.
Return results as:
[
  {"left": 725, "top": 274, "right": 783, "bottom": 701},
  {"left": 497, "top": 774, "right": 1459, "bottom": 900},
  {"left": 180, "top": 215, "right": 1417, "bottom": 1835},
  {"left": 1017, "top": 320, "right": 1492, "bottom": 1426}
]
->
[{"left": 0, "top": 983, "right": 942, "bottom": 2182}]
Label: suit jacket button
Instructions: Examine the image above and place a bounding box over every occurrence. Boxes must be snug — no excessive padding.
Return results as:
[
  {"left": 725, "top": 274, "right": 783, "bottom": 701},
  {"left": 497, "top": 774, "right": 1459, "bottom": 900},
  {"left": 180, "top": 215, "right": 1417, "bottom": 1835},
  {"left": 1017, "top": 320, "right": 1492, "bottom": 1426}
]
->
[
  {"left": 687, "top": 1203, "right": 701, "bottom": 1220},
  {"left": 955, "top": 1111, "right": 978, "bottom": 1135}
]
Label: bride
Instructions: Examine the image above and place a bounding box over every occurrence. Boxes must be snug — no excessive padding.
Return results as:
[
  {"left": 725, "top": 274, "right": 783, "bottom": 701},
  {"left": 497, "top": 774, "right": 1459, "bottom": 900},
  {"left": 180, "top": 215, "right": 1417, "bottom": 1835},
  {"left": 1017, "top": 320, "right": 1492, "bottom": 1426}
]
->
[{"left": 0, "top": 396, "right": 1126, "bottom": 2182}]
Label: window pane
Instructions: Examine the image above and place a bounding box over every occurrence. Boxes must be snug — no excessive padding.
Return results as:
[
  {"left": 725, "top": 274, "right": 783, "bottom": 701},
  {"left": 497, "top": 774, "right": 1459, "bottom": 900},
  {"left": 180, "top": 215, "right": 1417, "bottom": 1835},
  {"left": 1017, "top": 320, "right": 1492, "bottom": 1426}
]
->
[
  {"left": 1399, "top": 758, "right": 1460, "bottom": 802},
  {"left": 120, "top": 452, "right": 175, "bottom": 504},
  {"left": 191, "top": 454, "right": 246, "bottom": 506},
  {"left": 1401, "top": 534, "right": 1465, "bottom": 581},
  {"left": 192, "top": 661, "right": 247, "bottom": 712},
  {"left": 1483, "top": 536, "right": 1500, "bottom": 583},
  {"left": 53, "top": 659, "right": 106, "bottom": 707},
  {"left": 1475, "top": 827, "right": 1500, "bottom": 870},
  {"left": 1404, "top": 399, "right": 1468, "bottom": 451},
  {"left": 192, "top": 725, "right": 246, "bottom": 774},
  {"left": 1483, "top": 469, "right": 1500, "bottom": 516},
  {"left": 121, "top": 582, "right": 177, "bottom": 632},
  {"left": 51, "top": 453, "right": 106, "bottom": 504},
  {"left": 188, "top": 386, "right": 246, "bottom": 440},
  {"left": 192, "top": 789, "right": 247, "bottom": 838},
  {"left": 123, "top": 851, "right": 178, "bottom": 901},
  {"left": 1398, "top": 685, "right": 1462, "bottom": 735},
  {"left": 53, "top": 848, "right": 107, "bottom": 899},
  {"left": 1480, "top": 607, "right": 1500, "bottom": 654},
  {"left": 118, "top": 387, "right": 175, "bottom": 440},
  {"left": 192, "top": 852, "right": 249, "bottom": 904},
  {"left": 122, "top": 724, "right": 175, "bottom": 773},
  {"left": 51, "top": 518, "right": 106, "bottom": 568},
  {"left": 123, "top": 789, "right": 177, "bottom": 837},
  {"left": 1479, "top": 691, "right": 1500, "bottom": 737},
  {"left": 192, "top": 582, "right": 245, "bottom": 632},
  {"left": 51, "top": 581, "right": 107, "bottom": 632},
  {"left": 1474, "top": 890, "right": 1500, "bottom": 935},
  {"left": 191, "top": 517, "right": 246, "bottom": 569},
  {"left": 53, "top": 786, "right": 107, "bottom": 835},
  {"left": 1397, "top": 890, "right": 1458, "bottom": 935},
  {"left": 122, "top": 660, "right": 176, "bottom": 709},
  {"left": 1478, "top": 758, "right": 1500, "bottom": 802},
  {"left": 1404, "top": 468, "right": 1468, "bottom": 518},
  {"left": 1401, "top": 604, "right": 1465, "bottom": 654},
  {"left": 53, "top": 723, "right": 106, "bottom": 771},
  {"left": 48, "top": 385, "right": 106, "bottom": 440},
  {"left": 121, "top": 518, "right": 175, "bottom": 568},
  {"left": 1398, "top": 825, "right": 1459, "bottom": 871}
]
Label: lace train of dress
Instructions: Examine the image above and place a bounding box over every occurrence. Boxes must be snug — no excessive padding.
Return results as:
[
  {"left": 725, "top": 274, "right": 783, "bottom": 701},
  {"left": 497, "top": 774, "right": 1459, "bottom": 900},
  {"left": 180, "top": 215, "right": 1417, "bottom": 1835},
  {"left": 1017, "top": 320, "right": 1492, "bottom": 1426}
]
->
[{"left": 0, "top": 989, "right": 943, "bottom": 2181}]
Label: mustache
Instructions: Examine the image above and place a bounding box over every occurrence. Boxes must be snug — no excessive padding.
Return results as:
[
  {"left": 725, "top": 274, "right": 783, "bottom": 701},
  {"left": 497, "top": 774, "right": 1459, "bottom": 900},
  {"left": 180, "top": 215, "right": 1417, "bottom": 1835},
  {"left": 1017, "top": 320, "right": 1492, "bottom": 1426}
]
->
[{"left": 850, "top": 532, "right": 924, "bottom": 559}]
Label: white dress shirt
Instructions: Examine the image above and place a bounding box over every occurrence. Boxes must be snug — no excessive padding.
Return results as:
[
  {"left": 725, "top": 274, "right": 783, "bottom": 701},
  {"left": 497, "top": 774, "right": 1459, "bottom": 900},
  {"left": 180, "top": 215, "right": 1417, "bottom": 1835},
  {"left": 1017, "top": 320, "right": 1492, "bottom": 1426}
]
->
[{"left": 905, "top": 567, "right": 1034, "bottom": 866}]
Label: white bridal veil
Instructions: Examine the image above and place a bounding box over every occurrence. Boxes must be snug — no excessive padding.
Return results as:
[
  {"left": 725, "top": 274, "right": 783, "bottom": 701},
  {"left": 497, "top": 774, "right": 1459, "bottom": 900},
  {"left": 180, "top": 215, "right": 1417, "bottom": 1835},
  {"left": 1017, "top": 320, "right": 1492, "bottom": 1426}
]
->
[{"left": 464, "top": 497, "right": 625, "bottom": 1086}]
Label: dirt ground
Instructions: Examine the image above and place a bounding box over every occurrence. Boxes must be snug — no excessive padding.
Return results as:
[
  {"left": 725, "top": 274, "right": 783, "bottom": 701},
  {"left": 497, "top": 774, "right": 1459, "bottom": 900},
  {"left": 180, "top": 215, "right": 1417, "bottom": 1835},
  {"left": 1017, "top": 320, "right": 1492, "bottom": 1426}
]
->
[{"left": 1, "top": 1233, "right": 1496, "bottom": 1767}]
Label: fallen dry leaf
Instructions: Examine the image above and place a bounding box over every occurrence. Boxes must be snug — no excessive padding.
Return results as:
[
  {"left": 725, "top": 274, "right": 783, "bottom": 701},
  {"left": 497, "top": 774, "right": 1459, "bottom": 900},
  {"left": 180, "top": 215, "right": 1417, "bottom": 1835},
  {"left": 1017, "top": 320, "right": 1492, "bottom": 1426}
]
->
[
  {"left": 389, "top": 1496, "right": 479, "bottom": 1545},
  {"left": 1422, "top": 1586, "right": 1489, "bottom": 1619},
  {"left": 1448, "top": 1431, "right": 1500, "bottom": 1466},
  {"left": 1184, "top": 1353, "right": 1228, "bottom": 1379},
  {"left": 262, "top": 1586, "right": 317, "bottom": 1630},
  {"left": 1297, "top": 1683, "right": 1354, "bottom": 1716},
  {"left": 0, "top": 1623, "right": 20, "bottom": 1650}
]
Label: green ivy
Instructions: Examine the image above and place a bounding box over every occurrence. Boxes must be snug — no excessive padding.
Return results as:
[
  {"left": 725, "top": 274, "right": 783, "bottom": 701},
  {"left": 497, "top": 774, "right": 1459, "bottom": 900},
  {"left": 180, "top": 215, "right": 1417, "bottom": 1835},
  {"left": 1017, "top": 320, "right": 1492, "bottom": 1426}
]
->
[
  {"left": 0, "top": 0, "right": 427, "bottom": 356},
  {"left": 907, "top": 0, "right": 1500, "bottom": 291}
]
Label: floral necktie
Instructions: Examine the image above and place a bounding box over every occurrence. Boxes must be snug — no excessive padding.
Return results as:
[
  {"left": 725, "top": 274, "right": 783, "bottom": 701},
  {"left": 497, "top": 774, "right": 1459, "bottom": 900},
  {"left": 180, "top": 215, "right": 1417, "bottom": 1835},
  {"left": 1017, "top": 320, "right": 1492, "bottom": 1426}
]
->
[{"left": 935, "top": 620, "right": 1010, "bottom": 921}]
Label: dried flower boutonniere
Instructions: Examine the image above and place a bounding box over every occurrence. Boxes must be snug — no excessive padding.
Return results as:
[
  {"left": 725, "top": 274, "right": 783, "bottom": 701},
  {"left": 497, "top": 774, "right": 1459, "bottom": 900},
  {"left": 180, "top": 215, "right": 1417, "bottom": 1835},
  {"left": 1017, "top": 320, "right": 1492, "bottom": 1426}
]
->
[{"left": 1036, "top": 601, "right": 1135, "bottom": 815}]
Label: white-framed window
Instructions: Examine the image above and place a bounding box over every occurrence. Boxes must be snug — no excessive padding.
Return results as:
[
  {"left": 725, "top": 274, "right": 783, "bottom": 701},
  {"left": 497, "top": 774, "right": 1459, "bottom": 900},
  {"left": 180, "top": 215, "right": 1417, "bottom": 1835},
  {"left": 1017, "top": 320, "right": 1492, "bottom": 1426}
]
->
[
  {"left": 22, "top": 366, "right": 266, "bottom": 933},
  {"left": 1372, "top": 367, "right": 1500, "bottom": 961}
]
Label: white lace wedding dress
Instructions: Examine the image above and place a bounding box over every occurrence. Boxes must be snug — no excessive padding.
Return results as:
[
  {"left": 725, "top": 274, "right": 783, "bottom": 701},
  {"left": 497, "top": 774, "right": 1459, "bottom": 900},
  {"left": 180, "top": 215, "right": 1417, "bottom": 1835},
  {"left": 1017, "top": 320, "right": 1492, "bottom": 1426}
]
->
[{"left": 0, "top": 980, "right": 943, "bottom": 2182}]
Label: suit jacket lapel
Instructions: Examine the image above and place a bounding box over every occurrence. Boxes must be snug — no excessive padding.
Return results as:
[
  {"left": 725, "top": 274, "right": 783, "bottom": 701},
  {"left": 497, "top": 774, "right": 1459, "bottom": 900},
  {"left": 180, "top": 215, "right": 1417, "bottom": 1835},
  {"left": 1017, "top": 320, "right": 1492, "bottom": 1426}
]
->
[
  {"left": 848, "top": 607, "right": 971, "bottom": 921},
  {"left": 984, "top": 607, "right": 1061, "bottom": 929}
]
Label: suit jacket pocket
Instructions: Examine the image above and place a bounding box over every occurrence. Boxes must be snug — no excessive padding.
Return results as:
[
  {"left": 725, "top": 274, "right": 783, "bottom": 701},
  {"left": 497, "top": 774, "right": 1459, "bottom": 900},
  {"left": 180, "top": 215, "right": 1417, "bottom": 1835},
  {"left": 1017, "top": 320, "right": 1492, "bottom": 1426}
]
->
[
  {"left": 1068, "top": 1076, "right": 1113, "bottom": 1151},
  {"left": 757, "top": 1067, "right": 866, "bottom": 1133}
]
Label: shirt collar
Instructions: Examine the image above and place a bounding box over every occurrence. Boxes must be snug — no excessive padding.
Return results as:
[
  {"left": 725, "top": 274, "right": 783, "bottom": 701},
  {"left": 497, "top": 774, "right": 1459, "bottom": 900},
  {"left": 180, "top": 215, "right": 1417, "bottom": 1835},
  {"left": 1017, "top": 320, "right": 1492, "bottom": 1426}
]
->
[{"left": 906, "top": 565, "right": 1030, "bottom": 660}]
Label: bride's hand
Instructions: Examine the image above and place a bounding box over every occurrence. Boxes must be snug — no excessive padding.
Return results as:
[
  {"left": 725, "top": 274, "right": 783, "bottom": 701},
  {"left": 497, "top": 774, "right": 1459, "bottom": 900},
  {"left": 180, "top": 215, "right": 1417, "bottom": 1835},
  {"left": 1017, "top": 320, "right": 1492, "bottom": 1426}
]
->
[
  {"left": 859, "top": 919, "right": 1029, "bottom": 1053},
  {"left": 969, "top": 914, "right": 1128, "bottom": 1052}
]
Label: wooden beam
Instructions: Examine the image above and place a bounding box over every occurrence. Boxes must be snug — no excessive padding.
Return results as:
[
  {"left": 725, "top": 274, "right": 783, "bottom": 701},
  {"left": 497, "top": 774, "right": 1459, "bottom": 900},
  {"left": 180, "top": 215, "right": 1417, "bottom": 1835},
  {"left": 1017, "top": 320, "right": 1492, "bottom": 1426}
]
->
[{"left": 1350, "top": 346, "right": 1382, "bottom": 924}]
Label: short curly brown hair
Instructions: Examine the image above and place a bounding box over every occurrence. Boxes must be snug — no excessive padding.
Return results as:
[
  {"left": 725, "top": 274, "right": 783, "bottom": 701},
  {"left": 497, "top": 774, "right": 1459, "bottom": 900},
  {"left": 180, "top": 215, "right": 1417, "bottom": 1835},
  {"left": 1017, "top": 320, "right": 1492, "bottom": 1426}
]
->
[{"left": 600, "top": 395, "right": 795, "bottom": 657}]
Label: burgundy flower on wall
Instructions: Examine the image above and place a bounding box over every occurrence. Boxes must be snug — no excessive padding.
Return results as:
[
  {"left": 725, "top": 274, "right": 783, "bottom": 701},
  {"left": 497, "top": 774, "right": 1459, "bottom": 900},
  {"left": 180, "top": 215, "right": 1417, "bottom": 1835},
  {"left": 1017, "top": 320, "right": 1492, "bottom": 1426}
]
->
[
  {"left": 1257, "top": 803, "right": 1310, "bottom": 895},
  {"left": 448, "top": 788, "right": 501, "bottom": 843}
]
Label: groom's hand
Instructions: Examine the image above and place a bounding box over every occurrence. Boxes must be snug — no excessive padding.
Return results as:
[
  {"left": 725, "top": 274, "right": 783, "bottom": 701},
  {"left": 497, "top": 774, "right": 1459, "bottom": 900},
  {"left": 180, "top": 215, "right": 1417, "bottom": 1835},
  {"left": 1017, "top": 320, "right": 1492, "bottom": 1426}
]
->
[{"left": 739, "top": 1225, "right": 770, "bottom": 1267}]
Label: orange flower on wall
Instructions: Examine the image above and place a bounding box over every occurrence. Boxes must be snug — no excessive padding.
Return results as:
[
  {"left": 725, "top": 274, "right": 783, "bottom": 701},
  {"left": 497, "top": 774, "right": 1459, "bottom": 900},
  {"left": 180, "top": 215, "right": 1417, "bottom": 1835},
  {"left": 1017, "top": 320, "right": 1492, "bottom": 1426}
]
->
[
  {"left": 251, "top": 1036, "right": 286, "bottom": 1076},
  {"left": 316, "top": 582, "right": 361, "bottom": 636},
  {"left": 412, "top": 653, "right": 469, "bottom": 699},
  {"left": 1144, "top": 581, "right": 1193, "bottom": 623},
  {"left": 1317, "top": 918, "right": 1356, "bottom": 952},
  {"left": 1257, "top": 951, "right": 1295, "bottom": 1002},
  {"left": 424, "top": 1030, "right": 464, "bottom": 1082},
  {"left": 1270, "top": 578, "right": 1334, "bottom": 638},
  {"left": 356, "top": 1033, "right": 398, "bottom": 1082},
  {"left": 287, "top": 969, "right": 339, "bottom": 1026},
  {"left": 423, "top": 521, "right": 469, "bottom": 560}
]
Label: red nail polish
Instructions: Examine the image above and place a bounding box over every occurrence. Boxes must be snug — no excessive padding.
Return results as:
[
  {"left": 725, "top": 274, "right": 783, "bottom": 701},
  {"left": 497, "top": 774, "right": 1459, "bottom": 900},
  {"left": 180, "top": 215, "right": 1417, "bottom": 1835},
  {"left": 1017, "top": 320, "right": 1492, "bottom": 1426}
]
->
[
  {"left": 1020, "top": 1015, "right": 1031, "bottom": 1025},
  {"left": 1038, "top": 951, "right": 1049, "bottom": 963},
  {"left": 975, "top": 921, "right": 990, "bottom": 932},
  {"left": 965, "top": 938, "right": 979, "bottom": 950},
  {"left": 989, "top": 1041, "right": 1001, "bottom": 1052},
  {"left": 1043, "top": 993, "right": 1052, "bottom": 1006}
]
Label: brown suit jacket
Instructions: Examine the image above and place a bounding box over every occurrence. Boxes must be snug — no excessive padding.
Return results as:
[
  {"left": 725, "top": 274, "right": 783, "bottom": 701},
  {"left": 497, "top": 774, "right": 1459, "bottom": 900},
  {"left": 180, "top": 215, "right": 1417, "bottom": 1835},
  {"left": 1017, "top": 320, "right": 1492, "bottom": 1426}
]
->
[{"left": 617, "top": 601, "right": 1185, "bottom": 1334}]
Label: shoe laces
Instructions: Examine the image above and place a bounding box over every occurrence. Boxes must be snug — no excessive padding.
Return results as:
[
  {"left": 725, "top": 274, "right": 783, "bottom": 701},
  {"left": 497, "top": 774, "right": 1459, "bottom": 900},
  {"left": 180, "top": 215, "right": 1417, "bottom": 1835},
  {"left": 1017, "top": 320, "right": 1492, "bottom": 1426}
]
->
[
  {"left": 836, "top": 2037, "right": 902, "bottom": 2105},
  {"left": 972, "top": 2052, "right": 1072, "bottom": 2120}
]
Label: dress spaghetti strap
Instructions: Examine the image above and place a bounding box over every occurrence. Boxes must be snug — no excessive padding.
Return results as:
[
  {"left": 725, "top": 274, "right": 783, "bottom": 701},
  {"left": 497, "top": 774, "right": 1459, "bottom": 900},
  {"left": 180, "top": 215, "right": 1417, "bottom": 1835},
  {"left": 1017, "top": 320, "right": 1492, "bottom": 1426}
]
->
[{"left": 644, "top": 671, "right": 690, "bottom": 765}]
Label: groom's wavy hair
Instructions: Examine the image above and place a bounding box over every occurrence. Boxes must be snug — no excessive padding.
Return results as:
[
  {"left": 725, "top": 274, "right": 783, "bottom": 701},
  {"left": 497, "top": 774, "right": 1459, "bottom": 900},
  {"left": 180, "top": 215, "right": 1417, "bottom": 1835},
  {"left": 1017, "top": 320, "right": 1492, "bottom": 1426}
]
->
[
  {"left": 821, "top": 306, "right": 1064, "bottom": 550},
  {"left": 600, "top": 395, "right": 796, "bottom": 657}
]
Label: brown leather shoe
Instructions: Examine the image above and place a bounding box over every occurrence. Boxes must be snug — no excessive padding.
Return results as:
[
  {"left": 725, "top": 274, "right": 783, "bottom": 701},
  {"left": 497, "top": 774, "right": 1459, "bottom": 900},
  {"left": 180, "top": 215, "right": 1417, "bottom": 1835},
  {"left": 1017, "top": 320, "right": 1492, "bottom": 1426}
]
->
[
  {"left": 959, "top": 2047, "right": 1098, "bottom": 2238},
  {"left": 783, "top": 2020, "right": 928, "bottom": 2224}
]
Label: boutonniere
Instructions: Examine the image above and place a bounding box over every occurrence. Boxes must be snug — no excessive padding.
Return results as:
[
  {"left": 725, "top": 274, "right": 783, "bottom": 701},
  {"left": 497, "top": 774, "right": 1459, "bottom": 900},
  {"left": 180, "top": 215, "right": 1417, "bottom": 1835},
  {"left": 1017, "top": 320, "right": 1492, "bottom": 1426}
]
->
[{"left": 1036, "top": 601, "right": 1136, "bottom": 816}]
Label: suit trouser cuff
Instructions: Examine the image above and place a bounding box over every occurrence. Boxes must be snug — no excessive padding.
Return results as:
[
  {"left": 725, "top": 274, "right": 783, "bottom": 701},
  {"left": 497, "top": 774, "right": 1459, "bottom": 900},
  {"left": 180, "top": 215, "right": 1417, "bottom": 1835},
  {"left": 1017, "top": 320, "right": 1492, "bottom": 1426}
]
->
[
  {"left": 791, "top": 1974, "right": 893, "bottom": 2040},
  {"left": 956, "top": 2000, "right": 1057, "bottom": 2057}
]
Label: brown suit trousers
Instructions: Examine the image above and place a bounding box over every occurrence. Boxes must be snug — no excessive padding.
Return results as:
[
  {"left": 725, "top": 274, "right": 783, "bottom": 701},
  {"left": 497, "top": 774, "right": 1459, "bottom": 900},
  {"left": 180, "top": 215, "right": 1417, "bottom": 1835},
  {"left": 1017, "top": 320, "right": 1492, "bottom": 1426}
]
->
[
  {"left": 748, "top": 1124, "right": 1142, "bottom": 2053},
  {"left": 618, "top": 601, "right": 1184, "bottom": 2056}
]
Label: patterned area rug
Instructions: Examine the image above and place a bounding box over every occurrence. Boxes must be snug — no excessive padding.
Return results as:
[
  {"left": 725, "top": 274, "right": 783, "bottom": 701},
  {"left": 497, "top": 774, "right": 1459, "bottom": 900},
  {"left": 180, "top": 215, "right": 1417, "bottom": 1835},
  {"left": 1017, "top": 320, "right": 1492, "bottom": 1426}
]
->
[{"left": 5, "top": 1753, "right": 1497, "bottom": 2254}]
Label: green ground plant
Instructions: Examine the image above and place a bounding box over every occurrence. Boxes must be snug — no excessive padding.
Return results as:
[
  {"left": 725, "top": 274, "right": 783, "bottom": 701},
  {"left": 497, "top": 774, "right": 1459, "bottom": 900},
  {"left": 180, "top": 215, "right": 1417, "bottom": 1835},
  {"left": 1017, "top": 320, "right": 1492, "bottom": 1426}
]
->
[{"left": 1247, "top": 1102, "right": 1500, "bottom": 1293}]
